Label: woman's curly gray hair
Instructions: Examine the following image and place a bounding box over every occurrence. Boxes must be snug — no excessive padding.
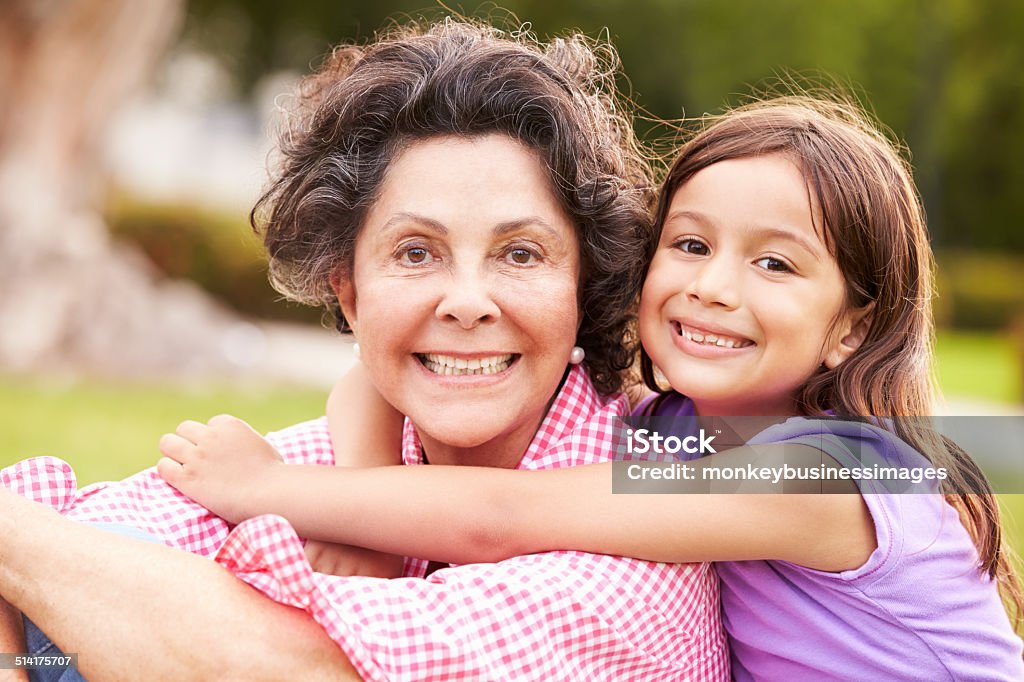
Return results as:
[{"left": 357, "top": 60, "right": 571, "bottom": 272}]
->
[{"left": 252, "top": 18, "right": 654, "bottom": 395}]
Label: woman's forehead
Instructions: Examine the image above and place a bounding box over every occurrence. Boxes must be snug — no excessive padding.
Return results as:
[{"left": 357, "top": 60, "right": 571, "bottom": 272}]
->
[{"left": 362, "top": 134, "right": 575, "bottom": 238}]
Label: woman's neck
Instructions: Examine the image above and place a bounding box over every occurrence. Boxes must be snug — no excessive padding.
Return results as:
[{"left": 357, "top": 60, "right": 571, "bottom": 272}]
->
[
  {"left": 415, "top": 373, "right": 567, "bottom": 469},
  {"left": 417, "top": 416, "right": 543, "bottom": 469}
]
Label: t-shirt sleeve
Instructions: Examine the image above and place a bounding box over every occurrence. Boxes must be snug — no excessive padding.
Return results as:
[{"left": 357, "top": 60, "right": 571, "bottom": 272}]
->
[{"left": 750, "top": 419, "right": 947, "bottom": 586}]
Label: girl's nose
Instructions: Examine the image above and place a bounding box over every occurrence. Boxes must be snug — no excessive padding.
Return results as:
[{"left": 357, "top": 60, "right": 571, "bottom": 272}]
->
[
  {"left": 684, "top": 256, "right": 741, "bottom": 310},
  {"left": 434, "top": 268, "right": 501, "bottom": 329}
]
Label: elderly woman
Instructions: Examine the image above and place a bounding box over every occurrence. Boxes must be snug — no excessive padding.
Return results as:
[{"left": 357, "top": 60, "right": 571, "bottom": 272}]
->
[{"left": 0, "top": 20, "right": 727, "bottom": 680}]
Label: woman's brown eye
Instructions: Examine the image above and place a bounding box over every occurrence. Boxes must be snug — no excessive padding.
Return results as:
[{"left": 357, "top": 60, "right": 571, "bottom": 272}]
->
[
  {"left": 404, "top": 247, "right": 430, "bottom": 264},
  {"left": 509, "top": 248, "right": 535, "bottom": 265}
]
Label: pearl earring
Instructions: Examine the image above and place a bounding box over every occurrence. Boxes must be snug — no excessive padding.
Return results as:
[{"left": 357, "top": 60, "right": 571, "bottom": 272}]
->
[
  {"left": 352, "top": 342, "right": 361, "bottom": 360},
  {"left": 569, "top": 346, "right": 585, "bottom": 365}
]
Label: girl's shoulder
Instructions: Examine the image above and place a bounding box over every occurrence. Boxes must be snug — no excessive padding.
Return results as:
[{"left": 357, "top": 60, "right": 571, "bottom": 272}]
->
[
  {"left": 631, "top": 391, "right": 694, "bottom": 418},
  {"left": 749, "top": 416, "right": 935, "bottom": 478}
]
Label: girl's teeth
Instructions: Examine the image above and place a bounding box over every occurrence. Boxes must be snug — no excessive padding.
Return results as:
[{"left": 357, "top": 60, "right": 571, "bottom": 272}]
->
[{"left": 682, "top": 327, "right": 750, "bottom": 348}]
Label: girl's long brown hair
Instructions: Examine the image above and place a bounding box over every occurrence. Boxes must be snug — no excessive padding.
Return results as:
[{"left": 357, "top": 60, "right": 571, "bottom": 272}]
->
[{"left": 640, "top": 95, "right": 1023, "bottom": 626}]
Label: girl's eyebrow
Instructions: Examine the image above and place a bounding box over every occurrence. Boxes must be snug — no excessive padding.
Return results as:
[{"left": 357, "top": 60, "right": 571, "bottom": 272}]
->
[
  {"left": 664, "top": 209, "right": 712, "bottom": 229},
  {"left": 664, "top": 209, "right": 821, "bottom": 262},
  {"left": 752, "top": 227, "right": 823, "bottom": 262}
]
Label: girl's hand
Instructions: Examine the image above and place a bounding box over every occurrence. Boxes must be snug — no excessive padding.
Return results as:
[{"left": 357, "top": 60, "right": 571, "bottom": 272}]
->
[
  {"left": 303, "top": 539, "right": 404, "bottom": 578},
  {"left": 157, "top": 415, "right": 283, "bottom": 524}
]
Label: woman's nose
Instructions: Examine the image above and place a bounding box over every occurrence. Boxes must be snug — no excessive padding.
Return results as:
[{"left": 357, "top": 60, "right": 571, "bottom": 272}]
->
[
  {"left": 684, "top": 256, "right": 741, "bottom": 309},
  {"left": 434, "top": 268, "right": 501, "bottom": 329}
]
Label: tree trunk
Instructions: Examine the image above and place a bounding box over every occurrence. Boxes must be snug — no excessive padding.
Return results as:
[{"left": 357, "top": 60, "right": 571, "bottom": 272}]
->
[{"left": 0, "top": 0, "right": 242, "bottom": 377}]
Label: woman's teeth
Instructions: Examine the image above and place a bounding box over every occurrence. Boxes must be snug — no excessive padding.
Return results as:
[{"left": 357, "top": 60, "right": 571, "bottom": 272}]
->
[
  {"left": 681, "top": 329, "right": 752, "bottom": 349},
  {"left": 420, "top": 353, "right": 514, "bottom": 376}
]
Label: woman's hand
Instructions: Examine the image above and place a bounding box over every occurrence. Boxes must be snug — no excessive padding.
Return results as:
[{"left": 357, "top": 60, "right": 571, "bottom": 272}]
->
[{"left": 157, "top": 414, "right": 283, "bottom": 524}]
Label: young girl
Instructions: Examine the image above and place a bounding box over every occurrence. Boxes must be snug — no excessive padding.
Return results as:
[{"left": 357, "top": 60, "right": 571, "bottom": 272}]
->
[{"left": 159, "top": 96, "right": 1024, "bottom": 679}]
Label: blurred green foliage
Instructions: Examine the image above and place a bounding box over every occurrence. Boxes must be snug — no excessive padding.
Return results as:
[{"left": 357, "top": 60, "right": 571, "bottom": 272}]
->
[
  {"left": 182, "top": 0, "right": 1024, "bottom": 254},
  {"left": 106, "top": 194, "right": 320, "bottom": 323},
  {"left": 936, "top": 250, "right": 1024, "bottom": 330}
]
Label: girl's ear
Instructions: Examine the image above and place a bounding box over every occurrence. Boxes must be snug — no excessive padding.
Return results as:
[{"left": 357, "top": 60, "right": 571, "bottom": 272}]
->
[
  {"left": 824, "top": 302, "right": 875, "bottom": 369},
  {"left": 330, "top": 268, "right": 358, "bottom": 333}
]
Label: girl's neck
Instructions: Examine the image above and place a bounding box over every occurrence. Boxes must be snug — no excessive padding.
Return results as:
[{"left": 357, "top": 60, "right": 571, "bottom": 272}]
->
[
  {"left": 687, "top": 395, "right": 801, "bottom": 445},
  {"left": 690, "top": 394, "right": 799, "bottom": 419}
]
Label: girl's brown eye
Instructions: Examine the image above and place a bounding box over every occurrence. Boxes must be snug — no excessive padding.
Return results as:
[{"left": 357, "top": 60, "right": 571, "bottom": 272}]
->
[
  {"left": 675, "top": 238, "right": 709, "bottom": 255},
  {"left": 754, "top": 256, "right": 792, "bottom": 273}
]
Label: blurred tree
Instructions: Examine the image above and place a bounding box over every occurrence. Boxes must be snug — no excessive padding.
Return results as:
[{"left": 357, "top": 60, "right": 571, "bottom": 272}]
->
[
  {"left": 0, "top": 0, "right": 244, "bottom": 376},
  {"left": 179, "top": 0, "right": 1022, "bottom": 253}
]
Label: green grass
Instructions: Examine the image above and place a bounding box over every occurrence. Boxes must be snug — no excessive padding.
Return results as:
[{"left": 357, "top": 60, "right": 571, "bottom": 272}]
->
[
  {"left": 2, "top": 328, "right": 1023, "bottom": 587},
  {"left": 0, "top": 375, "right": 325, "bottom": 485},
  {"left": 934, "top": 329, "right": 1021, "bottom": 404}
]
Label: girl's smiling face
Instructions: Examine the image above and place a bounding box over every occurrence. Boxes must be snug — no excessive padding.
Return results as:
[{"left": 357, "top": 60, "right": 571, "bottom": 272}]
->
[{"left": 639, "top": 154, "right": 865, "bottom": 416}]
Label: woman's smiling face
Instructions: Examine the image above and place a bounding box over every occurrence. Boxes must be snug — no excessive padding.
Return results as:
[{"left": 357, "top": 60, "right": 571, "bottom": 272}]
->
[
  {"left": 336, "top": 134, "right": 581, "bottom": 467},
  {"left": 639, "top": 154, "right": 858, "bottom": 416}
]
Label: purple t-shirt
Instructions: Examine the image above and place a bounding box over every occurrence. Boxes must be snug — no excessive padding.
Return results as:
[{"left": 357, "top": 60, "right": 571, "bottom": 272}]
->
[{"left": 637, "top": 392, "right": 1023, "bottom": 681}]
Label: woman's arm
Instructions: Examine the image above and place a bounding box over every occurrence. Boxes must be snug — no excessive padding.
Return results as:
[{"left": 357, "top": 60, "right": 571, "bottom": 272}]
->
[
  {"left": 0, "top": 597, "right": 28, "bottom": 682},
  {"left": 0, "top": 488, "right": 361, "bottom": 681},
  {"left": 161, "top": 441, "right": 875, "bottom": 573}
]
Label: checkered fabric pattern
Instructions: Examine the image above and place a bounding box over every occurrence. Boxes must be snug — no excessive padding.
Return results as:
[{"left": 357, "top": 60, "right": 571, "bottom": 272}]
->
[
  {"left": 1, "top": 366, "right": 729, "bottom": 681},
  {"left": 0, "top": 418, "right": 334, "bottom": 558}
]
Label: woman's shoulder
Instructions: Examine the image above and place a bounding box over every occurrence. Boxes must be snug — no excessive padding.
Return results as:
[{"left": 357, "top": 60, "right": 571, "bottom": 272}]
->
[{"left": 265, "top": 416, "right": 335, "bottom": 466}]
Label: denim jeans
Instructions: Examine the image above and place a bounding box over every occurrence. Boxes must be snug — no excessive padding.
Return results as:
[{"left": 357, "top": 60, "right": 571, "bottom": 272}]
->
[{"left": 20, "top": 523, "right": 163, "bottom": 682}]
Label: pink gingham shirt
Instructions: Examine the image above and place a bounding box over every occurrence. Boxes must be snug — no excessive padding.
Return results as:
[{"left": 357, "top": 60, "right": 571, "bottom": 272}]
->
[{"left": 2, "top": 366, "right": 728, "bottom": 680}]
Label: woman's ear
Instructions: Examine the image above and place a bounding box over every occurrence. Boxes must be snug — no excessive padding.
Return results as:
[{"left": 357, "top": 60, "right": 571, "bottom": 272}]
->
[
  {"left": 824, "top": 302, "right": 875, "bottom": 369},
  {"left": 330, "top": 268, "right": 358, "bottom": 333}
]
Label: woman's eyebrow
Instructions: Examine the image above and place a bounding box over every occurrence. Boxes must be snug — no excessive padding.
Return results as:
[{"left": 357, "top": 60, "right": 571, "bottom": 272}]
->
[
  {"left": 493, "top": 217, "right": 559, "bottom": 240},
  {"left": 380, "top": 212, "right": 448, "bottom": 235},
  {"left": 379, "top": 214, "right": 558, "bottom": 240}
]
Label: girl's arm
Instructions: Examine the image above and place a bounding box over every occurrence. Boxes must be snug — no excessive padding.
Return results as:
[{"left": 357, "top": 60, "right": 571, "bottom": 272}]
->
[
  {"left": 326, "top": 362, "right": 404, "bottom": 468},
  {"left": 306, "top": 362, "right": 404, "bottom": 577},
  {"left": 155, "top": 364, "right": 407, "bottom": 578},
  {"left": 0, "top": 488, "right": 361, "bottom": 681},
  {"left": 160, "top": 439, "right": 875, "bottom": 573}
]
